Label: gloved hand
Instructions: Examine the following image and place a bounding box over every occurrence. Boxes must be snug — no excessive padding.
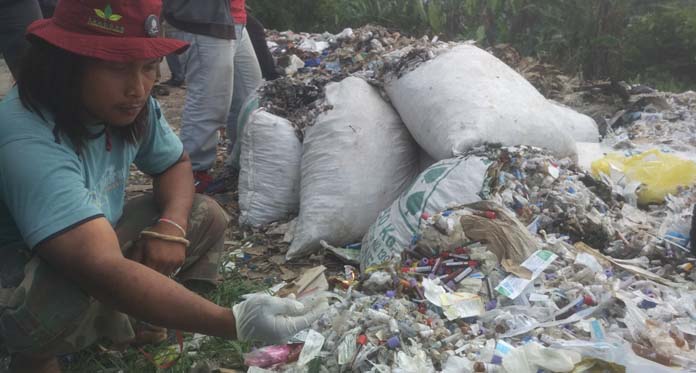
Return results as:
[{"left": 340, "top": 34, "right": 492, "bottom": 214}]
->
[{"left": 232, "top": 294, "right": 327, "bottom": 344}]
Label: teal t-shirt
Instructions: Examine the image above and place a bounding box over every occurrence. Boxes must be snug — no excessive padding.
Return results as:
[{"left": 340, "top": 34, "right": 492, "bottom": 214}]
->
[{"left": 0, "top": 87, "right": 183, "bottom": 249}]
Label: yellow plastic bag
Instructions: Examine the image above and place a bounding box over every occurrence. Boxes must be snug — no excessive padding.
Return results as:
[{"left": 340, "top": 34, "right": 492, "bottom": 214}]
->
[{"left": 591, "top": 149, "right": 696, "bottom": 205}]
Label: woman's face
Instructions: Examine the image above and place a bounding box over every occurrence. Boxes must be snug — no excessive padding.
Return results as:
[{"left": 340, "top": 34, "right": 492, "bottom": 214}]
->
[{"left": 81, "top": 58, "right": 160, "bottom": 126}]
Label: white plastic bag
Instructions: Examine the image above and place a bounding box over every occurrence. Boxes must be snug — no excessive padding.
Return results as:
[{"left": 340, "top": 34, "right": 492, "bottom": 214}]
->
[
  {"left": 501, "top": 342, "right": 580, "bottom": 373},
  {"left": 548, "top": 338, "right": 685, "bottom": 373},
  {"left": 360, "top": 156, "right": 488, "bottom": 270},
  {"left": 238, "top": 109, "right": 302, "bottom": 227},
  {"left": 287, "top": 77, "right": 419, "bottom": 260},
  {"left": 441, "top": 356, "right": 473, "bottom": 373},
  {"left": 385, "top": 45, "right": 587, "bottom": 160}
]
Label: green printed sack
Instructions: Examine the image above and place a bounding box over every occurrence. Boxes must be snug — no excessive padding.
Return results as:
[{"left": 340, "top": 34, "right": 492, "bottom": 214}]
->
[{"left": 360, "top": 156, "right": 489, "bottom": 270}]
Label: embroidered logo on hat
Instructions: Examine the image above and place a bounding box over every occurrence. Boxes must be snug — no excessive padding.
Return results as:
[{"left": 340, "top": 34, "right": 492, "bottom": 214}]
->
[
  {"left": 88, "top": 4, "right": 124, "bottom": 34},
  {"left": 94, "top": 4, "right": 121, "bottom": 21}
]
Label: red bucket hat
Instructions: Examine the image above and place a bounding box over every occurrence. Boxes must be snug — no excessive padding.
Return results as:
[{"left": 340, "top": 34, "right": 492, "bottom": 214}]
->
[{"left": 26, "top": 0, "right": 188, "bottom": 62}]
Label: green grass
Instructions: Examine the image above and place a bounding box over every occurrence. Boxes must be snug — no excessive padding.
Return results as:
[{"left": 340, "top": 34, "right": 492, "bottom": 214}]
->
[{"left": 63, "top": 272, "right": 265, "bottom": 372}]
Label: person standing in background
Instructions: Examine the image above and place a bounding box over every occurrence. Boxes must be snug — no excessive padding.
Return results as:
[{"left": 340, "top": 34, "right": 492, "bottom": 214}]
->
[
  {"left": 162, "top": 19, "right": 186, "bottom": 87},
  {"left": 0, "top": 0, "right": 43, "bottom": 80},
  {"left": 246, "top": 13, "right": 280, "bottom": 81},
  {"left": 38, "top": 0, "right": 57, "bottom": 17},
  {"left": 165, "top": 0, "right": 262, "bottom": 193}
]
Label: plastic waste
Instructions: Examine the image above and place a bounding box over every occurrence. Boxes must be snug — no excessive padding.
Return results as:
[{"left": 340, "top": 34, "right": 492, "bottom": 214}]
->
[
  {"left": 506, "top": 342, "right": 581, "bottom": 373},
  {"left": 591, "top": 149, "right": 696, "bottom": 205},
  {"left": 297, "top": 329, "right": 325, "bottom": 366},
  {"left": 441, "top": 355, "right": 474, "bottom": 373},
  {"left": 575, "top": 252, "right": 604, "bottom": 273},
  {"left": 495, "top": 249, "right": 557, "bottom": 299},
  {"left": 283, "top": 55, "right": 305, "bottom": 76},
  {"left": 337, "top": 329, "right": 359, "bottom": 366},
  {"left": 335, "top": 28, "right": 354, "bottom": 40},
  {"left": 247, "top": 367, "right": 277, "bottom": 373},
  {"left": 236, "top": 28, "right": 696, "bottom": 373},
  {"left": 393, "top": 340, "right": 435, "bottom": 373},
  {"left": 298, "top": 39, "right": 330, "bottom": 53},
  {"left": 244, "top": 344, "right": 302, "bottom": 368}
]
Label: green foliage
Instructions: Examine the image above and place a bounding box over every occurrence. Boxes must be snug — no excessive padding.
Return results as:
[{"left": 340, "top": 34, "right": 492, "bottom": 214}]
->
[
  {"left": 623, "top": 4, "right": 696, "bottom": 89},
  {"left": 249, "top": 0, "right": 696, "bottom": 89},
  {"left": 64, "top": 336, "right": 253, "bottom": 373},
  {"left": 63, "top": 272, "right": 264, "bottom": 372}
]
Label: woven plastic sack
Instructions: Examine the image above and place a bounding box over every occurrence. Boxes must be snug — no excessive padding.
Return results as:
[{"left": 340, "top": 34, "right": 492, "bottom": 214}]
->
[
  {"left": 288, "top": 77, "right": 419, "bottom": 259},
  {"left": 238, "top": 109, "right": 301, "bottom": 227},
  {"left": 360, "top": 156, "right": 488, "bottom": 270},
  {"left": 385, "top": 45, "right": 595, "bottom": 160}
]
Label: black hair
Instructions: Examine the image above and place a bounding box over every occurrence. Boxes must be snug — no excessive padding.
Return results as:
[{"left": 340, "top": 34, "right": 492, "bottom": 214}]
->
[{"left": 16, "top": 38, "right": 147, "bottom": 153}]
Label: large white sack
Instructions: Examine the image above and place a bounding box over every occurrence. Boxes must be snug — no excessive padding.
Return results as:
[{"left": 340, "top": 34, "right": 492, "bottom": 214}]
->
[
  {"left": 287, "top": 77, "right": 419, "bottom": 260},
  {"left": 228, "top": 94, "right": 259, "bottom": 170},
  {"left": 385, "top": 45, "right": 581, "bottom": 160},
  {"left": 549, "top": 101, "right": 599, "bottom": 143},
  {"left": 360, "top": 156, "right": 488, "bottom": 270},
  {"left": 238, "top": 109, "right": 302, "bottom": 227}
]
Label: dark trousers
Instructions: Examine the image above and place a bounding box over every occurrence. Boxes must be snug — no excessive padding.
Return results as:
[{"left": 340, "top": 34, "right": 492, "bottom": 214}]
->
[
  {"left": 0, "top": 0, "right": 43, "bottom": 80},
  {"left": 165, "top": 52, "right": 186, "bottom": 83},
  {"left": 246, "top": 14, "right": 280, "bottom": 81}
]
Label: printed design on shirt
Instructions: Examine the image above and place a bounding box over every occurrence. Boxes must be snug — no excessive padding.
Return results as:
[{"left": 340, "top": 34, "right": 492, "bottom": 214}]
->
[
  {"left": 88, "top": 4, "right": 124, "bottom": 34},
  {"left": 87, "top": 165, "right": 124, "bottom": 221}
]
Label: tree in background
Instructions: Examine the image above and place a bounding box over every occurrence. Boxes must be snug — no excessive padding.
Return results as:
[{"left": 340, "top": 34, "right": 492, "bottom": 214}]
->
[{"left": 249, "top": 0, "right": 696, "bottom": 90}]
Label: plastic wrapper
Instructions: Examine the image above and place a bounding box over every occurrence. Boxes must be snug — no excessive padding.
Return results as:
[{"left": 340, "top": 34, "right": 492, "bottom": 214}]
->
[
  {"left": 337, "top": 328, "right": 359, "bottom": 366},
  {"left": 441, "top": 355, "right": 473, "bottom": 373},
  {"left": 393, "top": 339, "right": 435, "bottom": 373},
  {"left": 298, "top": 329, "right": 325, "bottom": 366},
  {"left": 244, "top": 344, "right": 303, "bottom": 368},
  {"left": 591, "top": 149, "right": 696, "bottom": 205},
  {"left": 503, "top": 342, "right": 581, "bottom": 373}
]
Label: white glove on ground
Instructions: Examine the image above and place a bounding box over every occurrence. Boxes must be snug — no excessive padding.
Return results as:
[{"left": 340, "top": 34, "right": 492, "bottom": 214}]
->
[{"left": 232, "top": 294, "right": 327, "bottom": 344}]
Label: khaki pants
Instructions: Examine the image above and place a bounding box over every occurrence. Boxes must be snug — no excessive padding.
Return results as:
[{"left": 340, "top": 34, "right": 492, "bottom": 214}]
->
[{"left": 0, "top": 194, "right": 228, "bottom": 355}]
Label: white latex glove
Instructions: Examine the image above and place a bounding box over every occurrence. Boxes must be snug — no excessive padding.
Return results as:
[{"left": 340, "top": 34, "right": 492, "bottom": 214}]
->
[{"left": 232, "top": 294, "right": 327, "bottom": 344}]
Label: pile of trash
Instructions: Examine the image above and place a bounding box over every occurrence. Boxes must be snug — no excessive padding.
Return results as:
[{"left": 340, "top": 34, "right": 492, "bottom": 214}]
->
[
  {"left": 236, "top": 145, "right": 696, "bottom": 372},
  {"left": 273, "top": 238, "right": 696, "bottom": 373},
  {"left": 265, "top": 25, "right": 434, "bottom": 80},
  {"left": 253, "top": 25, "right": 441, "bottom": 132},
  {"left": 603, "top": 91, "right": 696, "bottom": 160},
  {"left": 228, "top": 25, "right": 696, "bottom": 373}
]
